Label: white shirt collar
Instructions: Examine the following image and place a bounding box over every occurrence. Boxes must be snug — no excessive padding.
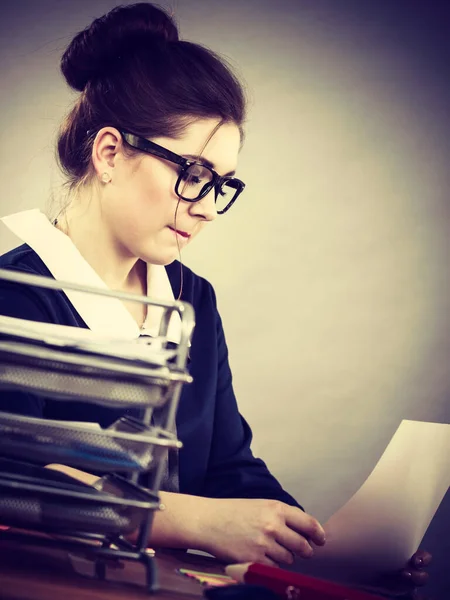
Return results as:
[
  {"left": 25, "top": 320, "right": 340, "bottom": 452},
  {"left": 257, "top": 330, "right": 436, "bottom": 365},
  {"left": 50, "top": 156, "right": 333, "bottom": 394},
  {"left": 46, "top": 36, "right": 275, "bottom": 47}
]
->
[{"left": 1, "top": 209, "right": 181, "bottom": 342}]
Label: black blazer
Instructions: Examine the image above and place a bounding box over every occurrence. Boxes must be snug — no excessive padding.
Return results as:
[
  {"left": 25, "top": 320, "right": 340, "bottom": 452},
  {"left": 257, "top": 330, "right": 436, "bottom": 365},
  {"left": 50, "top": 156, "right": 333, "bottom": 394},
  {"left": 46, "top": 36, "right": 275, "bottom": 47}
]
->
[{"left": 0, "top": 244, "right": 300, "bottom": 507}]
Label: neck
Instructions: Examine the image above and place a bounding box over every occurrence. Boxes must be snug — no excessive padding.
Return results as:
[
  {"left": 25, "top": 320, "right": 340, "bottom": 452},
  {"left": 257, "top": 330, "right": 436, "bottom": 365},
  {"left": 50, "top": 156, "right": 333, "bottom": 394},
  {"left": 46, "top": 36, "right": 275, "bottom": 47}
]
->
[{"left": 56, "top": 190, "right": 144, "bottom": 294}]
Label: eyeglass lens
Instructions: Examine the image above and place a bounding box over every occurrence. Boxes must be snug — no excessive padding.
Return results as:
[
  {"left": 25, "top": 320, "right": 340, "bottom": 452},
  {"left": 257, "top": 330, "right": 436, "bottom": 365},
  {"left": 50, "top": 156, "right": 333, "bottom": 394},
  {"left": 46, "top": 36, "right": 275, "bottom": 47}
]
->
[{"left": 178, "top": 164, "right": 238, "bottom": 212}]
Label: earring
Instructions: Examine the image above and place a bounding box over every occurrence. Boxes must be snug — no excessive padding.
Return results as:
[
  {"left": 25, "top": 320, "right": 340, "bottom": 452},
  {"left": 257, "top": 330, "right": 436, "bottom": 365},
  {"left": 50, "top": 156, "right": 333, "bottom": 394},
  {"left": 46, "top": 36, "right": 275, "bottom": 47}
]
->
[{"left": 101, "top": 172, "right": 111, "bottom": 184}]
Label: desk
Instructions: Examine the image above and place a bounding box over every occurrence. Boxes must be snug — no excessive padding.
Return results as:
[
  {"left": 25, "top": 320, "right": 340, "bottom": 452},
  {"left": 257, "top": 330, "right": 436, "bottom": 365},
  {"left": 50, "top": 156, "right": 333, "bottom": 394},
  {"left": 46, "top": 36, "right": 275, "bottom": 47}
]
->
[{"left": 0, "top": 538, "right": 223, "bottom": 599}]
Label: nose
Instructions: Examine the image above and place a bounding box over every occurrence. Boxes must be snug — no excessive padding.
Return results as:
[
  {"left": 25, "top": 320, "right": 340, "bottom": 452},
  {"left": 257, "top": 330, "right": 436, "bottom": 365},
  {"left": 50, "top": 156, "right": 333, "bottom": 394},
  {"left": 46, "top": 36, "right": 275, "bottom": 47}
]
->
[{"left": 188, "top": 187, "right": 218, "bottom": 222}]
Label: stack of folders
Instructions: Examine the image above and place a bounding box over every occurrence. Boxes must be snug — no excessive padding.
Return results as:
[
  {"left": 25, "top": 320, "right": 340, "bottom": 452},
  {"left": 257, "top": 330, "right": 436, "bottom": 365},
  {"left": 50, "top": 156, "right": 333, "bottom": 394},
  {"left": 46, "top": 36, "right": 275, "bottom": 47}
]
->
[{"left": 0, "top": 268, "right": 195, "bottom": 590}]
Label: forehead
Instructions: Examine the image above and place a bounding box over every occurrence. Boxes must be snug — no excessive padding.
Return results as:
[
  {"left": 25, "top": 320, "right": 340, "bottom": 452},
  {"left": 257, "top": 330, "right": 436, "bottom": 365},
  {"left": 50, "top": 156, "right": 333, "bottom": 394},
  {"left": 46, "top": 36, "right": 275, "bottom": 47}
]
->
[{"left": 152, "top": 119, "right": 241, "bottom": 175}]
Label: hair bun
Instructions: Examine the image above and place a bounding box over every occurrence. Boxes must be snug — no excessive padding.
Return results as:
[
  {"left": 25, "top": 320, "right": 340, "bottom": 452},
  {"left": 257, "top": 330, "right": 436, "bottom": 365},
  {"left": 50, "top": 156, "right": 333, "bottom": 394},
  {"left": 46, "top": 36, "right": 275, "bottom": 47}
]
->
[{"left": 61, "top": 3, "right": 179, "bottom": 92}]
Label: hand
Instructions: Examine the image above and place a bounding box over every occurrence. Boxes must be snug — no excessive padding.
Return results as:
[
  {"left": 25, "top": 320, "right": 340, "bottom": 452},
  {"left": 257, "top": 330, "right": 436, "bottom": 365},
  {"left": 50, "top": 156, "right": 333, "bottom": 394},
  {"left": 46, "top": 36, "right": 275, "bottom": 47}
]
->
[
  {"left": 195, "top": 498, "right": 326, "bottom": 566},
  {"left": 374, "top": 549, "right": 432, "bottom": 599},
  {"left": 45, "top": 464, "right": 100, "bottom": 486},
  {"left": 396, "top": 550, "right": 432, "bottom": 599}
]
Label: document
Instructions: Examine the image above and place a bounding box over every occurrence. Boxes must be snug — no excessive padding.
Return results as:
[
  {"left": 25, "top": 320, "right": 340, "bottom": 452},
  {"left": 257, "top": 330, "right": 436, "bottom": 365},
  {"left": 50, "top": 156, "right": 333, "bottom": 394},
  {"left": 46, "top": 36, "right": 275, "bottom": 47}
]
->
[
  {"left": 296, "top": 420, "right": 450, "bottom": 588},
  {"left": 0, "top": 314, "right": 176, "bottom": 365}
]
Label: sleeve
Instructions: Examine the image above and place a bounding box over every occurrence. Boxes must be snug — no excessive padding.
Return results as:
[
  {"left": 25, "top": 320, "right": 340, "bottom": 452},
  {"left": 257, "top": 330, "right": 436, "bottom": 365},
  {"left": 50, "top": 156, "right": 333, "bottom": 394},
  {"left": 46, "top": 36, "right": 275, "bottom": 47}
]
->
[
  {"left": 0, "top": 277, "right": 56, "bottom": 417},
  {"left": 202, "top": 293, "right": 303, "bottom": 509}
]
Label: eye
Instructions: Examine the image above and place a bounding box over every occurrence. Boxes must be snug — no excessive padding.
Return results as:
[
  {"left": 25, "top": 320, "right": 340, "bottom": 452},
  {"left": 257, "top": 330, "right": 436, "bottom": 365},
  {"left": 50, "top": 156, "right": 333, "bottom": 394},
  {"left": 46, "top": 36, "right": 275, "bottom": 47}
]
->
[
  {"left": 182, "top": 173, "right": 203, "bottom": 185},
  {"left": 180, "top": 163, "right": 210, "bottom": 186}
]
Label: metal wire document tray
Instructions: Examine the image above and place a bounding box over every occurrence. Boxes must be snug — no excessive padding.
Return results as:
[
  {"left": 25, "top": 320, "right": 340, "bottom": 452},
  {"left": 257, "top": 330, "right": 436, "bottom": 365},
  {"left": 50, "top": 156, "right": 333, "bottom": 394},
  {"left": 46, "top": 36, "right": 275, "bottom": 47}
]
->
[
  {"left": 0, "top": 412, "right": 177, "bottom": 472},
  {"left": 0, "top": 267, "right": 195, "bottom": 592}
]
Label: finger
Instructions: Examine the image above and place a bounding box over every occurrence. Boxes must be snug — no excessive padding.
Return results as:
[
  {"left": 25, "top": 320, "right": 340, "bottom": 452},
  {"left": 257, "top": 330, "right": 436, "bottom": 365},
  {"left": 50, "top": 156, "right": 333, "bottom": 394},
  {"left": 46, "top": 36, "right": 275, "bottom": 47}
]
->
[
  {"left": 284, "top": 507, "right": 326, "bottom": 547},
  {"left": 402, "top": 569, "right": 429, "bottom": 587},
  {"left": 274, "top": 526, "right": 314, "bottom": 559},
  {"left": 410, "top": 550, "right": 433, "bottom": 569},
  {"left": 259, "top": 555, "right": 279, "bottom": 567},
  {"left": 265, "top": 540, "right": 297, "bottom": 566},
  {"left": 45, "top": 464, "right": 99, "bottom": 486}
]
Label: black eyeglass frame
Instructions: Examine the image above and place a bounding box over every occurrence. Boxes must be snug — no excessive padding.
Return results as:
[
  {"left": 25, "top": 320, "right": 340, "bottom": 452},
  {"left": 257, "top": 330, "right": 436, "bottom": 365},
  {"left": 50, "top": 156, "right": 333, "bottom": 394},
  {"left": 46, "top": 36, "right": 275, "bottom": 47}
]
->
[{"left": 120, "top": 131, "right": 245, "bottom": 214}]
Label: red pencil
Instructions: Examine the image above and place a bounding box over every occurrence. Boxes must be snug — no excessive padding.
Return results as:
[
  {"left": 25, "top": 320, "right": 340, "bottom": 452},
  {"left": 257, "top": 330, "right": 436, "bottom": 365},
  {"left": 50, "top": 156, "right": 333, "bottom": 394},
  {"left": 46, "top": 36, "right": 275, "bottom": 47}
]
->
[{"left": 225, "top": 563, "right": 385, "bottom": 600}]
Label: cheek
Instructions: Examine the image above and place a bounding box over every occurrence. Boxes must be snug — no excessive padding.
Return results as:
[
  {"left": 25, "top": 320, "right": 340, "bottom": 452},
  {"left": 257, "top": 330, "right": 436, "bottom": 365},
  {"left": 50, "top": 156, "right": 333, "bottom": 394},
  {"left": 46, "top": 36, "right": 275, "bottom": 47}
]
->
[
  {"left": 134, "top": 163, "right": 179, "bottom": 214},
  {"left": 107, "top": 159, "right": 180, "bottom": 238},
  {"left": 120, "top": 175, "right": 170, "bottom": 219}
]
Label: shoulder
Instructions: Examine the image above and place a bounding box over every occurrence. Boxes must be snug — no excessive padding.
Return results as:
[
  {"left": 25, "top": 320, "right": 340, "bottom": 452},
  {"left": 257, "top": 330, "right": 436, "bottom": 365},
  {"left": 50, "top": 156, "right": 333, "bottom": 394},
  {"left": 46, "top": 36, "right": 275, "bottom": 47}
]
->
[
  {"left": 0, "top": 244, "right": 73, "bottom": 325},
  {"left": 0, "top": 244, "right": 53, "bottom": 277}
]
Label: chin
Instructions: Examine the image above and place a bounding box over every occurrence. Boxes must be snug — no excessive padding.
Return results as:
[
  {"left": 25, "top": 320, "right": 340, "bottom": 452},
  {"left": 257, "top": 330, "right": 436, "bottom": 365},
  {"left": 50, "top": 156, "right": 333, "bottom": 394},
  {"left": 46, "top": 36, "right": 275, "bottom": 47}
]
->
[{"left": 142, "top": 251, "right": 179, "bottom": 266}]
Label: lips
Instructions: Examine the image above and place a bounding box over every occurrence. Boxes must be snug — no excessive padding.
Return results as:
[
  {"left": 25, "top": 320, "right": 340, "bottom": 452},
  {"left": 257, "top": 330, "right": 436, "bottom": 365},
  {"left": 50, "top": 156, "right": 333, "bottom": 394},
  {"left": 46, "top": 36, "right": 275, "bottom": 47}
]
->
[{"left": 169, "top": 226, "right": 190, "bottom": 238}]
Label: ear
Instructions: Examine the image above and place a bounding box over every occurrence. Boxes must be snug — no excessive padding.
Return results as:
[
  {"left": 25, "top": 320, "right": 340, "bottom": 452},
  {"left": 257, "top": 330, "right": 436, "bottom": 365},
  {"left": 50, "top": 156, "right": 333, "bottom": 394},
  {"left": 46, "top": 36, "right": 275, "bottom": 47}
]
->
[{"left": 91, "top": 127, "right": 124, "bottom": 180}]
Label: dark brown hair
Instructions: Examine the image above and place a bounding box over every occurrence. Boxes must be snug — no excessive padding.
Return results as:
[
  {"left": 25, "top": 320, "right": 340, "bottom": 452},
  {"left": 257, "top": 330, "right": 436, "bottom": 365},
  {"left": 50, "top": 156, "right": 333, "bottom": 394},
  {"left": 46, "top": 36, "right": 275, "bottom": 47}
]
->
[{"left": 57, "top": 3, "right": 246, "bottom": 187}]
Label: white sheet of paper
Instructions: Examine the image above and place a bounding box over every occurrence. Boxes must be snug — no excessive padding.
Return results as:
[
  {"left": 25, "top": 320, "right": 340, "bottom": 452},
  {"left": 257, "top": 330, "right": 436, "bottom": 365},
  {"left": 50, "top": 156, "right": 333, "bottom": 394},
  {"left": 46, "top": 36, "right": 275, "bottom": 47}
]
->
[
  {"left": 296, "top": 420, "right": 450, "bottom": 587},
  {"left": 0, "top": 314, "right": 175, "bottom": 365}
]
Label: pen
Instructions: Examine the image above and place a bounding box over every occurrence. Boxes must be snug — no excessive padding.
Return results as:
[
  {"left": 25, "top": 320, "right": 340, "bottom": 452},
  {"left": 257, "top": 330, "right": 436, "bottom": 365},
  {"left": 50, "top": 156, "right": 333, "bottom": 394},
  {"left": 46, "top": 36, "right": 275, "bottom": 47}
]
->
[{"left": 225, "top": 562, "right": 385, "bottom": 600}]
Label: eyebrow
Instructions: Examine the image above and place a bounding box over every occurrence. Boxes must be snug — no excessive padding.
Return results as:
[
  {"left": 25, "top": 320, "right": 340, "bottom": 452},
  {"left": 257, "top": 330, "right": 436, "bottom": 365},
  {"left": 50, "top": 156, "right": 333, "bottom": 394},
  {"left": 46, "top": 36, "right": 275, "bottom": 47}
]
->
[{"left": 183, "top": 154, "right": 236, "bottom": 177}]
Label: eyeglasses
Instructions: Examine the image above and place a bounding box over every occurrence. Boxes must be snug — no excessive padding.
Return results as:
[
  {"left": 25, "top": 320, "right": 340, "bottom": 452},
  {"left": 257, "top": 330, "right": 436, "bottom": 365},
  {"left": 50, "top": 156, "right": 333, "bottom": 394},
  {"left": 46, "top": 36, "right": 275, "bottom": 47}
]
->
[{"left": 120, "top": 131, "right": 245, "bottom": 214}]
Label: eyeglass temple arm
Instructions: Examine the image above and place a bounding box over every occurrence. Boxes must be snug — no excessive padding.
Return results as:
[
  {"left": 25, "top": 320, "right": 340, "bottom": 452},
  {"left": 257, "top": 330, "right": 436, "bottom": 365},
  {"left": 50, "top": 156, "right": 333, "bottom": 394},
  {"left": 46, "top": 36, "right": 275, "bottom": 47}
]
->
[{"left": 120, "top": 132, "right": 188, "bottom": 168}]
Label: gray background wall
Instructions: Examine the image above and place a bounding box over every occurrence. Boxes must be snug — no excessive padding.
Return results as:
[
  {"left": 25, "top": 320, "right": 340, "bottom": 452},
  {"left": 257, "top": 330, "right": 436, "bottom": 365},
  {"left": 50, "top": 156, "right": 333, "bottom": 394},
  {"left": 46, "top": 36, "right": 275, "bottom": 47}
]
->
[{"left": 1, "top": 1, "right": 449, "bottom": 596}]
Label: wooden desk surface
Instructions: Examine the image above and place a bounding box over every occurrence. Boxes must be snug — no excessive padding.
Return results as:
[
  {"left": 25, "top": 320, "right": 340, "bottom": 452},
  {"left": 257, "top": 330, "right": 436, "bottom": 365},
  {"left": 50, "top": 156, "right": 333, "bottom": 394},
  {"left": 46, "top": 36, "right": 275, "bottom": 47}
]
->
[{"left": 0, "top": 538, "right": 225, "bottom": 600}]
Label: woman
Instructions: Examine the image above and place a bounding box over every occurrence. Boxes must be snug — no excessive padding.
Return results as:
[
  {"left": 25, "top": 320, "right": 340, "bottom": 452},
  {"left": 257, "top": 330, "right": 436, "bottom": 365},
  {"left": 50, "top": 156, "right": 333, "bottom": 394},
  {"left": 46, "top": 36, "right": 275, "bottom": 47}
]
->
[{"left": 0, "top": 2, "right": 429, "bottom": 594}]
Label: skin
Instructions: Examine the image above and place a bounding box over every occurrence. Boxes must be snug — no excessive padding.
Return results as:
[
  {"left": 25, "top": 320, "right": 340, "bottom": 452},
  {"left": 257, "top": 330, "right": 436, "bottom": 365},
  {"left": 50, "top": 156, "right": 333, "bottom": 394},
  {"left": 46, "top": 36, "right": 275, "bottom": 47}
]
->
[
  {"left": 62, "top": 120, "right": 235, "bottom": 276},
  {"left": 48, "top": 461, "right": 432, "bottom": 596},
  {"left": 56, "top": 117, "right": 326, "bottom": 565},
  {"left": 51, "top": 118, "right": 431, "bottom": 591},
  {"left": 60, "top": 119, "right": 237, "bottom": 323}
]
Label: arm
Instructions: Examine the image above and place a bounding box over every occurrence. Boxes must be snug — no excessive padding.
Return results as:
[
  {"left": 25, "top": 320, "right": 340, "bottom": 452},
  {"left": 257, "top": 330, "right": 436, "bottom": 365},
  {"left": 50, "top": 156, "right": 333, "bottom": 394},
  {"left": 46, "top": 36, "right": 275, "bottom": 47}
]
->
[
  {"left": 45, "top": 468, "right": 324, "bottom": 566},
  {"left": 8, "top": 268, "right": 324, "bottom": 566},
  {"left": 151, "top": 492, "right": 325, "bottom": 564},
  {"left": 202, "top": 292, "right": 300, "bottom": 507},
  {"left": 145, "top": 283, "right": 326, "bottom": 564}
]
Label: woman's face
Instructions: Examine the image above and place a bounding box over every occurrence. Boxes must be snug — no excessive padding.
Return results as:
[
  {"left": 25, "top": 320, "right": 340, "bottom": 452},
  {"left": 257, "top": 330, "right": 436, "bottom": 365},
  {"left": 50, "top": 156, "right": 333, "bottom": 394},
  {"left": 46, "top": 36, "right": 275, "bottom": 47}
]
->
[{"left": 96, "top": 119, "right": 241, "bottom": 265}]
